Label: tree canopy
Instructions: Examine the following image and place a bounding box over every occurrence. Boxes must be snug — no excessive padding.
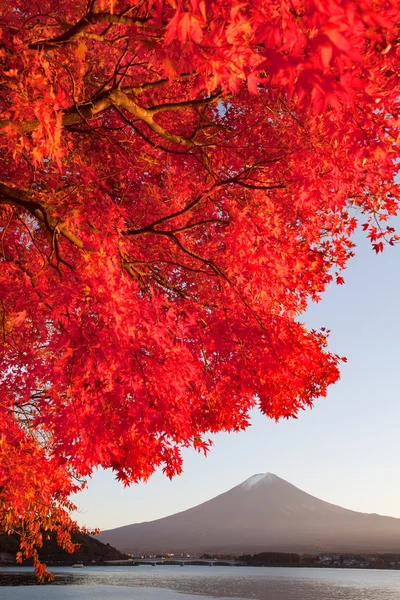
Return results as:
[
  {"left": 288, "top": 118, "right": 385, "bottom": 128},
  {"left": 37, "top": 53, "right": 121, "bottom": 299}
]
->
[{"left": 1, "top": 0, "right": 399, "bottom": 580}]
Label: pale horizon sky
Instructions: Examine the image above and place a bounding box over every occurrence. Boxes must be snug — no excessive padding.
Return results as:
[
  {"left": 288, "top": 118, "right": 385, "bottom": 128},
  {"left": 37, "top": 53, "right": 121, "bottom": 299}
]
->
[{"left": 73, "top": 229, "right": 400, "bottom": 532}]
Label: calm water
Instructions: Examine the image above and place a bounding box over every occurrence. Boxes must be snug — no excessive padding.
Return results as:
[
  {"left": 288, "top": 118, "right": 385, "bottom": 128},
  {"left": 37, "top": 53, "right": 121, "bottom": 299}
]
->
[{"left": 1, "top": 565, "right": 400, "bottom": 600}]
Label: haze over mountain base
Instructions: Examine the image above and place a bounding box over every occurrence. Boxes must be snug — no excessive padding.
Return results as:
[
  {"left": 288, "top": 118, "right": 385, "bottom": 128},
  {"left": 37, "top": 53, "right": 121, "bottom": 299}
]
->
[{"left": 99, "top": 474, "right": 400, "bottom": 555}]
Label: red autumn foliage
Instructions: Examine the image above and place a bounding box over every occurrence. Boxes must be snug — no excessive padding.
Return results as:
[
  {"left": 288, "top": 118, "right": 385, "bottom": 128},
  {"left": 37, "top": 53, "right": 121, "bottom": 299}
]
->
[{"left": 0, "top": 0, "right": 399, "bottom": 579}]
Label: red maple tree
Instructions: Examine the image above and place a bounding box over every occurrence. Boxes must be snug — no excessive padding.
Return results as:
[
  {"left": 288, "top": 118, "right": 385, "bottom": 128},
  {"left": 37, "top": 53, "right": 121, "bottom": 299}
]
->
[{"left": 0, "top": 0, "right": 399, "bottom": 580}]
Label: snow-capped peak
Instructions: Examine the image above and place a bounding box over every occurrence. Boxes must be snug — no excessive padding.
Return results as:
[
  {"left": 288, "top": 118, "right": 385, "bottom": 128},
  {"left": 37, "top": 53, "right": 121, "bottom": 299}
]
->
[{"left": 241, "top": 473, "right": 276, "bottom": 490}]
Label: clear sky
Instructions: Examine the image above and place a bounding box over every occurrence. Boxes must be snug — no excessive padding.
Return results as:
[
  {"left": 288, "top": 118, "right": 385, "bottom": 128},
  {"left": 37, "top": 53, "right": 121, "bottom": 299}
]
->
[{"left": 73, "top": 229, "right": 400, "bottom": 531}]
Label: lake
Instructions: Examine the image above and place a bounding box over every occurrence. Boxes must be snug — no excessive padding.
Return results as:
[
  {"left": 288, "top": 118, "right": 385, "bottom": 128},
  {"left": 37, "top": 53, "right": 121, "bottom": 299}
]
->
[{"left": 1, "top": 565, "right": 400, "bottom": 599}]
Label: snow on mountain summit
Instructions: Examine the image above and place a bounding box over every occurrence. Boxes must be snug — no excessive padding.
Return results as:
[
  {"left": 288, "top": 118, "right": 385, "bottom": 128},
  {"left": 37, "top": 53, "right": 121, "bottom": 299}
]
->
[{"left": 240, "top": 472, "right": 277, "bottom": 490}]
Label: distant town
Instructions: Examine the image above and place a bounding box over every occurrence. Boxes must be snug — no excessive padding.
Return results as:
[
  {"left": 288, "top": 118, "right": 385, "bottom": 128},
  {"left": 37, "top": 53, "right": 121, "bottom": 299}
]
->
[
  {"left": 3, "top": 547, "right": 400, "bottom": 571},
  {"left": 105, "top": 551, "right": 400, "bottom": 570}
]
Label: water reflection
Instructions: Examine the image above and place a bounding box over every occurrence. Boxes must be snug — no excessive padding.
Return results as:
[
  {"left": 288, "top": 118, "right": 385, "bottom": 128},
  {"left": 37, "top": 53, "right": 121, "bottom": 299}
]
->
[{"left": 1, "top": 565, "right": 400, "bottom": 600}]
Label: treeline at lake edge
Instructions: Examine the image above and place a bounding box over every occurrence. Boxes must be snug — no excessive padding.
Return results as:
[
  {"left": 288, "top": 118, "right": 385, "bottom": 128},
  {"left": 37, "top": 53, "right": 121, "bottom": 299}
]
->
[
  {"left": 3, "top": 532, "right": 400, "bottom": 571},
  {"left": 0, "top": 533, "right": 127, "bottom": 565},
  {"left": 233, "top": 552, "right": 400, "bottom": 569}
]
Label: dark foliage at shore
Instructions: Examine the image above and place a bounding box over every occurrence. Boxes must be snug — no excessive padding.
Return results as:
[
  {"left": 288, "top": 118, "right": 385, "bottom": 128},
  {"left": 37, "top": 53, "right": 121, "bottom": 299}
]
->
[
  {"left": 239, "top": 552, "right": 307, "bottom": 567},
  {"left": 238, "top": 551, "right": 400, "bottom": 569},
  {"left": 0, "top": 533, "right": 127, "bottom": 565}
]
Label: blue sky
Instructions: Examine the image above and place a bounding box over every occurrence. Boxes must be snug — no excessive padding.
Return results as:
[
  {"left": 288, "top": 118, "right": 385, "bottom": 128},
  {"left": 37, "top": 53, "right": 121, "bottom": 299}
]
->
[{"left": 73, "top": 230, "right": 400, "bottom": 531}]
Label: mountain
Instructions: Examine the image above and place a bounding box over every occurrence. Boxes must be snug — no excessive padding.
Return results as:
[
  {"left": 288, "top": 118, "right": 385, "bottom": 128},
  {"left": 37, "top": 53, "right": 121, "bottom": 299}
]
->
[{"left": 99, "top": 473, "right": 400, "bottom": 555}]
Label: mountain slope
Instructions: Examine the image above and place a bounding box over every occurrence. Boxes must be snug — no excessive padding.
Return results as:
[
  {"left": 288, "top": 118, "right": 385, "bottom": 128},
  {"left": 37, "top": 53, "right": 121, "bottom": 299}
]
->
[{"left": 99, "top": 473, "right": 400, "bottom": 554}]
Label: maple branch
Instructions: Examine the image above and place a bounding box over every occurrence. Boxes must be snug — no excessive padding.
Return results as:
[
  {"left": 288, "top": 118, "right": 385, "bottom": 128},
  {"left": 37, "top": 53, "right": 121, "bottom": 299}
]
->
[
  {"left": 109, "top": 90, "right": 200, "bottom": 147},
  {"left": 70, "top": 32, "right": 130, "bottom": 44},
  {"left": 124, "top": 191, "right": 211, "bottom": 236},
  {"left": 0, "top": 187, "right": 217, "bottom": 288},
  {"left": 123, "top": 79, "right": 173, "bottom": 94},
  {"left": 0, "top": 182, "right": 84, "bottom": 250},
  {"left": 124, "top": 166, "right": 281, "bottom": 240},
  {"left": 169, "top": 219, "right": 230, "bottom": 234},
  {"left": 165, "top": 233, "right": 223, "bottom": 277},
  {"left": 222, "top": 179, "right": 285, "bottom": 191},
  {"left": 29, "top": 11, "right": 151, "bottom": 49},
  {"left": 119, "top": 73, "right": 194, "bottom": 95},
  {"left": 0, "top": 72, "right": 207, "bottom": 151},
  {"left": 125, "top": 226, "right": 222, "bottom": 277},
  {"left": 214, "top": 162, "right": 287, "bottom": 191},
  {"left": 1, "top": 87, "right": 204, "bottom": 150},
  {"left": 147, "top": 92, "right": 228, "bottom": 115},
  {"left": 146, "top": 265, "right": 187, "bottom": 298},
  {"left": 61, "top": 92, "right": 114, "bottom": 129},
  {"left": 130, "top": 259, "right": 213, "bottom": 276},
  {"left": 114, "top": 106, "right": 193, "bottom": 157},
  {"left": 0, "top": 91, "right": 114, "bottom": 134},
  {"left": 127, "top": 218, "right": 269, "bottom": 324}
]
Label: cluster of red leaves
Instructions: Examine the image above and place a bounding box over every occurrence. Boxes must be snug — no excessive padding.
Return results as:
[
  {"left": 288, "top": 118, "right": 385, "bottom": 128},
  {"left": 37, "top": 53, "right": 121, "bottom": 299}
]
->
[
  {"left": 0, "top": 0, "right": 399, "bottom": 578},
  {"left": 0, "top": 404, "right": 87, "bottom": 581}
]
